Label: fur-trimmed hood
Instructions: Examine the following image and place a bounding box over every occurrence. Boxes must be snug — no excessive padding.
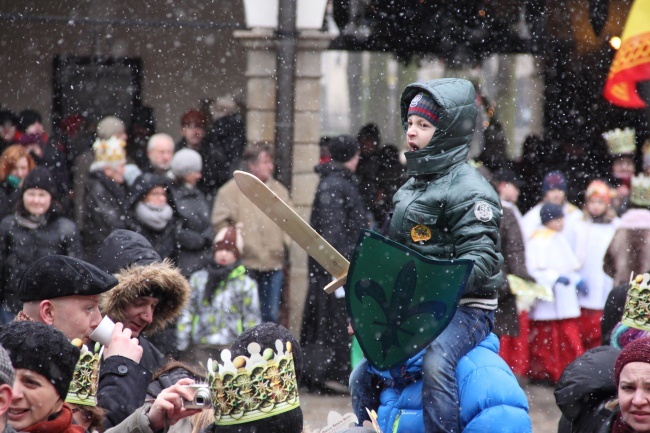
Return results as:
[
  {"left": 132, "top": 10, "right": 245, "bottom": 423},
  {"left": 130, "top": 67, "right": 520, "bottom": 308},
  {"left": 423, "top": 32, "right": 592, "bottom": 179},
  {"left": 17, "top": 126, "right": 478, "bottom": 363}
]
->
[{"left": 100, "top": 259, "right": 190, "bottom": 336}]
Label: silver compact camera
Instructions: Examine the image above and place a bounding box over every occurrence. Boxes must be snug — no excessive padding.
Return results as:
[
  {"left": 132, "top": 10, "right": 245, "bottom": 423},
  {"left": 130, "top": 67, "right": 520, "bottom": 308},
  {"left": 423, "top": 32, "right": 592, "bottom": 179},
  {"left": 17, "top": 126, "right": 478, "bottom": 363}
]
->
[{"left": 183, "top": 384, "right": 212, "bottom": 409}]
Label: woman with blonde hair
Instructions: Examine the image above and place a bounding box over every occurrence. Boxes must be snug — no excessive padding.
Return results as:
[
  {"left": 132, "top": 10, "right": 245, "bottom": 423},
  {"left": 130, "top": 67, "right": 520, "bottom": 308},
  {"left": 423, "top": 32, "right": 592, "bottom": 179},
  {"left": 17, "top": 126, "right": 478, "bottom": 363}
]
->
[{"left": 0, "top": 144, "right": 35, "bottom": 220}]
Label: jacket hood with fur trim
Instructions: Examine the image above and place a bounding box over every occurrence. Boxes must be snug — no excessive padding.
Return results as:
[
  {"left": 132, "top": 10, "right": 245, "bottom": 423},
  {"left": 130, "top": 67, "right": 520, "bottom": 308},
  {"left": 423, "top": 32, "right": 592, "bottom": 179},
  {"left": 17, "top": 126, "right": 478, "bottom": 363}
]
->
[{"left": 100, "top": 259, "right": 190, "bottom": 336}]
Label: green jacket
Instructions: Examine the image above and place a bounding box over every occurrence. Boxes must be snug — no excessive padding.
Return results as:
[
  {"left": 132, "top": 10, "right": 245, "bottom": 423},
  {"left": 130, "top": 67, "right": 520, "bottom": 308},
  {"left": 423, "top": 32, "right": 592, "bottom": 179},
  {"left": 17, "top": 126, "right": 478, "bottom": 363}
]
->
[{"left": 389, "top": 79, "right": 504, "bottom": 308}]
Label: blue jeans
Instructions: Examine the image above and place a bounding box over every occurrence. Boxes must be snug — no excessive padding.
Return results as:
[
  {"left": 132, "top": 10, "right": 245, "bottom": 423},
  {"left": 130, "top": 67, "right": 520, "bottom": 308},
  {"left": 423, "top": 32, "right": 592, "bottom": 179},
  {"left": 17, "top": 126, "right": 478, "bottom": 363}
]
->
[
  {"left": 349, "top": 306, "right": 494, "bottom": 432},
  {"left": 249, "top": 269, "right": 284, "bottom": 323}
]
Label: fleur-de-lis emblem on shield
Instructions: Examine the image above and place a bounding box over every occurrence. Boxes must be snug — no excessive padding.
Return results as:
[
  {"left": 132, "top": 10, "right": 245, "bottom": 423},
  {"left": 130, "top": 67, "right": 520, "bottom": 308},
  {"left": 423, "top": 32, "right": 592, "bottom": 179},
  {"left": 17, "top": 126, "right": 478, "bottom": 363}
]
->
[{"left": 346, "top": 230, "right": 473, "bottom": 370}]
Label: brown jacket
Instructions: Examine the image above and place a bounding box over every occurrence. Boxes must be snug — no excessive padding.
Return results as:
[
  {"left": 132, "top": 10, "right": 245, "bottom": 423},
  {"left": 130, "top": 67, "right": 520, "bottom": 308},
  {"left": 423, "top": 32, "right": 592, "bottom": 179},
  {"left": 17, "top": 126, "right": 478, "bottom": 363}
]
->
[
  {"left": 211, "top": 177, "right": 291, "bottom": 271},
  {"left": 495, "top": 203, "right": 535, "bottom": 336},
  {"left": 604, "top": 208, "right": 650, "bottom": 286}
]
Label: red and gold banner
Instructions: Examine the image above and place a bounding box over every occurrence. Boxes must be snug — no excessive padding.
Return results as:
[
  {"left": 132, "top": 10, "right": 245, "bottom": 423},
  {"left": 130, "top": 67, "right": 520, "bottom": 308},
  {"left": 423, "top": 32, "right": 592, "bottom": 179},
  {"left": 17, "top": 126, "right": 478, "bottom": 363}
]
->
[{"left": 603, "top": 0, "right": 650, "bottom": 108}]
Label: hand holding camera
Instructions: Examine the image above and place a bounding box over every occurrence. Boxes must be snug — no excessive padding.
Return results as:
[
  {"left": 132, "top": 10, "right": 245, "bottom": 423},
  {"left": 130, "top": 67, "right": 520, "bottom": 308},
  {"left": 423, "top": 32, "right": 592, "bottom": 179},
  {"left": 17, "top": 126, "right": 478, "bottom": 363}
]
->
[
  {"left": 148, "top": 378, "right": 204, "bottom": 430},
  {"left": 182, "top": 384, "right": 212, "bottom": 410}
]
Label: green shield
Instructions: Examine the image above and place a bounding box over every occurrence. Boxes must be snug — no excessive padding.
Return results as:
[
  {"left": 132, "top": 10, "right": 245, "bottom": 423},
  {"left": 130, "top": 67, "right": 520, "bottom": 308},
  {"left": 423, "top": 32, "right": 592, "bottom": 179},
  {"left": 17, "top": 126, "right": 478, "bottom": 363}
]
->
[{"left": 345, "top": 230, "right": 473, "bottom": 370}]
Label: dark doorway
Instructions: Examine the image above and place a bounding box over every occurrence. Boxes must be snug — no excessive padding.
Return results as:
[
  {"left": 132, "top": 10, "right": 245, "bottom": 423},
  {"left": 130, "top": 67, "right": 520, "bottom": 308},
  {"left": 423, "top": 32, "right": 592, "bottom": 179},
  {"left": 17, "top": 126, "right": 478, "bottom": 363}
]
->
[{"left": 52, "top": 56, "right": 142, "bottom": 133}]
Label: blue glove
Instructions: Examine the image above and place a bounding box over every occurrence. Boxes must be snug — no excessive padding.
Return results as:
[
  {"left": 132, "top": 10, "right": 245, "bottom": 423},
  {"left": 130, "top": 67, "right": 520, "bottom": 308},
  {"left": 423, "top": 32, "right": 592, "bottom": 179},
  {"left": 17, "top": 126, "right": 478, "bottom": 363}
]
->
[
  {"left": 576, "top": 280, "right": 589, "bottom": 295},
  {"left": 555, "top": 276, "right": 570, "bottom": 286}
]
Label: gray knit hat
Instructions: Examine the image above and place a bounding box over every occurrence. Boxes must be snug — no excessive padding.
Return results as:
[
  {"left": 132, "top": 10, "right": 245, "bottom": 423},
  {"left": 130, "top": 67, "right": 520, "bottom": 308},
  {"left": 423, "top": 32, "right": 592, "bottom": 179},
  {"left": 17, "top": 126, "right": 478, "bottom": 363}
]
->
[
  {"left": 171, "top": 148, "right": 202, "bottom": 178},
  {"left": 0, "top": 345, "right": 14, "bottom": 387},
  {"left": 96, "top": 116, "right": 125, "bottom": 140}
]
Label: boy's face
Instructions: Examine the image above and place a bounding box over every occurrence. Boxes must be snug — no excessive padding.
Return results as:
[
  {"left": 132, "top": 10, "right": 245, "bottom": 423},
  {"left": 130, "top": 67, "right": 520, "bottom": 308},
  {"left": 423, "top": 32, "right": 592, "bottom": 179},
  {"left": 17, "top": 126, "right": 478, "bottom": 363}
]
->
[
  {"left": 612, "top": 156, "right": 635, "bottom": 180},
  {"left": 586, "top": 196, "right": 608, "bottom": 217},
  {"left": 406, "top": 114, "right": 436, "bottom": 151},
  {"left": 498, "top": 181, "right": 520, "bottom": 204},
  {"left": 214, "top": 249, "right": 237, "bottom": 266},
  {"left": 143, "top": 186, "right": 167, "bottom": 207},
  {"left": 545, "top": 217, "right": 564, "bottom": 232}
]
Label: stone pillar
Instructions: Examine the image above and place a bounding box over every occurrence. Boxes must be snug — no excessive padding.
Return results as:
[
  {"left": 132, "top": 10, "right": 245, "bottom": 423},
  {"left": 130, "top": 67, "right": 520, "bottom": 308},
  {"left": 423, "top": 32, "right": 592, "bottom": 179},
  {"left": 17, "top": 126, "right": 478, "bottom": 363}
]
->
[{"left": 234, "top": 29, "right": 333, "bottom": 335}]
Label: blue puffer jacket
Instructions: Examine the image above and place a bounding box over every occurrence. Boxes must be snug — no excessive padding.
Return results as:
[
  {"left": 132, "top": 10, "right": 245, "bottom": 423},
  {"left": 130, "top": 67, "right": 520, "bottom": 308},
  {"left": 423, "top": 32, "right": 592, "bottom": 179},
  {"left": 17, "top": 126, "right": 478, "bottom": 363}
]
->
[{"left": 372, "top": 333, "right": 531, "bottom": 433}]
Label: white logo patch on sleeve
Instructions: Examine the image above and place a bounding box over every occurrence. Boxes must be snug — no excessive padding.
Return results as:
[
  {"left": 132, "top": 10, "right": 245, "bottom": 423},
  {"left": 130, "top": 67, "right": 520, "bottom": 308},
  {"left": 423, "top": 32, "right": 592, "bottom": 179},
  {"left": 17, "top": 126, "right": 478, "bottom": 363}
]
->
[{"left": 474, "top": 201, "right": 493, "bottom": 222}]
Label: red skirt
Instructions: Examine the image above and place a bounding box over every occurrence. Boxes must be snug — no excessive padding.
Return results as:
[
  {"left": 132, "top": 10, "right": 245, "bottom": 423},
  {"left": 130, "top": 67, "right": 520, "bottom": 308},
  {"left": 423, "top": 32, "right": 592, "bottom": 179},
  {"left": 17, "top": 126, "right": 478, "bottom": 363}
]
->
[
  {"left": 499, "top": 311, "right": 530, "bottom": 377},
  {"left": 579, "top": 308, "right": 603, "bottom": 350},
  {"left": 528, "top": 318, "right": 585, "bottom": 384}
]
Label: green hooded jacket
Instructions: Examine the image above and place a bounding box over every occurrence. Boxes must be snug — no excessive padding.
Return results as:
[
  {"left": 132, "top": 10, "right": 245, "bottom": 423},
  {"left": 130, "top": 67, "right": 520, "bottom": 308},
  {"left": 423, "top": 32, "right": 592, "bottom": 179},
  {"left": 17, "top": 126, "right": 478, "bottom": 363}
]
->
[{"left": 389, "top": 78, "right": 504, "bottom": 307}]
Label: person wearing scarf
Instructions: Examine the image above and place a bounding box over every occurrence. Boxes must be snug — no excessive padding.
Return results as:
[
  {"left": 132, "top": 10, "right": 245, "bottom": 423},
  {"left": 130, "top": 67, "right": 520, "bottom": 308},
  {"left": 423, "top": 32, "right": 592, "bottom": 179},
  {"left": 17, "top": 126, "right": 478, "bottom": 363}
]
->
[
  {"left": 0, "top": 321, "right": 83, "bottom": 433},
  {"left": 608, "top": 337, "right": 650, "bottom": 433},
  {"left": 127, "top": 173, "right": 177, "bottom": 261}
]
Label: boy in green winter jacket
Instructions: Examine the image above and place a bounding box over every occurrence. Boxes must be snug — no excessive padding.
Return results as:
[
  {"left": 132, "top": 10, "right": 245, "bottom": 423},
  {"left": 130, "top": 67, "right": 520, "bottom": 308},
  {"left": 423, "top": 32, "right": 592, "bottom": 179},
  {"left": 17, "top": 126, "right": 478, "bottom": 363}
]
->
[{"left": 350, "top": 78, "right": 504, "bottom": 433}]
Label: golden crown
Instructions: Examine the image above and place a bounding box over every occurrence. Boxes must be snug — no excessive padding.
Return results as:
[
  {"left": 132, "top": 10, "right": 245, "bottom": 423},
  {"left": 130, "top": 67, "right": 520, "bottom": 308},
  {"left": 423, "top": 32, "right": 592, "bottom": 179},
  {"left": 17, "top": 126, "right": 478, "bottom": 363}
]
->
[
  {"left": 93, "top": 136, "right": 127, "bottom": 164},
  {"left": 66, "top": 342, "right": 100, "bottom": 407},
  {"left": 206, "top": 339, "right": 299, "bottom": 426},
  {"left": 602, "top": 127, "right": 636, "bottom": 156},
  {"left": 631, "top": 175, "right": 650, "bottom": 207}
]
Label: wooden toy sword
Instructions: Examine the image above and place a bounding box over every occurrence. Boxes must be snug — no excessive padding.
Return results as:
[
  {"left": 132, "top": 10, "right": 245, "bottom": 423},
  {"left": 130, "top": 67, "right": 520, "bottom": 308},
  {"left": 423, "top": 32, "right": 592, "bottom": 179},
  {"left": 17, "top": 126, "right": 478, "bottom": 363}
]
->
[{"left": 233, "top": 170, "right": 349, "bottom": 294}]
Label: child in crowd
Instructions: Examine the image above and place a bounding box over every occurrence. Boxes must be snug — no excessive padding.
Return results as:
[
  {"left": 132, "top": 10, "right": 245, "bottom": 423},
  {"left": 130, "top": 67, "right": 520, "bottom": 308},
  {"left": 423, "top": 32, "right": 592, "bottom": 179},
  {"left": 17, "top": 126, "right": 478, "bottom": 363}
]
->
[
  {"left": 350, "top": 78, "right": 504, "bottom": 432},
  {"left": 526, "top": 203, "right": 585, "bottom": 384},
  {"left": 570, "top": 180, "right": 619, "bottom": 349},
  {"left": 177, "top": 224, "right": 261, "bottom": 364}
]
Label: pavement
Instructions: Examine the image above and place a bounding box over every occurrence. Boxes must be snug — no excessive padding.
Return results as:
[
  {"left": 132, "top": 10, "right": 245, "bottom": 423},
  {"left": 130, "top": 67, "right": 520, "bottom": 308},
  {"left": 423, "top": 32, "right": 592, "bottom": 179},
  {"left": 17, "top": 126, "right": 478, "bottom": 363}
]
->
[{"left": 299, "top": 380, "right": 561, "bottom": 432}]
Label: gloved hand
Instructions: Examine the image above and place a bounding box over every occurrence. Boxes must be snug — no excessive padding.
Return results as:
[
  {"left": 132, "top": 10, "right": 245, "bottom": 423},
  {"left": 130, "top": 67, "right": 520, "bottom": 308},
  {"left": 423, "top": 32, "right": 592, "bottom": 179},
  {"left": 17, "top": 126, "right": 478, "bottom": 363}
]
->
[
  {"left": 555, "top": 276, "right": 571, "bottom": 286},
  {"left": 576, "top": 280, "right": 589, "bottom": 295}
]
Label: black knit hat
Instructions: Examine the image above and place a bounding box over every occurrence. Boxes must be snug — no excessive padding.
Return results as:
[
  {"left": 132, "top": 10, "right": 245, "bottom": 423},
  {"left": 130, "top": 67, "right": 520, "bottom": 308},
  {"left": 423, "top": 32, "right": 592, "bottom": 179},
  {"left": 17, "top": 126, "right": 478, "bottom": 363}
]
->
[
  {"left": 0, "top": 321, "right": 80, "bottom": 400},
  {"left": 19, "top": 255, "right": 118, "bottom": 302},
  {"left": 21, "top": 166, "right": 57, "bottom": 198},
  {"left": 328, "top": 135, "right": 360, "bottom": 163},
  {"left": 18, "top": 109, "right": 42, "bottom": 132},
  {"left": 540, "top": 202, "right": 564, "bottom": 225}
]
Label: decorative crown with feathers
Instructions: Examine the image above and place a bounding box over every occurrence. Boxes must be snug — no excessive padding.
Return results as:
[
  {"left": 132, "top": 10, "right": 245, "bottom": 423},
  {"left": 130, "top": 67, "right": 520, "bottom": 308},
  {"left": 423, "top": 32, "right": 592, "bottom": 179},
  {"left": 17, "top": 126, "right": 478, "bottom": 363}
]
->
[
  {"left": 93, "top": 136, "right": 127, "bottom": 164},
  {"left": 603, "top": 127, "right": 636, "bottom": 156},
  {"left": 206, "top": 339, "right": 299, "bottom": 425}
]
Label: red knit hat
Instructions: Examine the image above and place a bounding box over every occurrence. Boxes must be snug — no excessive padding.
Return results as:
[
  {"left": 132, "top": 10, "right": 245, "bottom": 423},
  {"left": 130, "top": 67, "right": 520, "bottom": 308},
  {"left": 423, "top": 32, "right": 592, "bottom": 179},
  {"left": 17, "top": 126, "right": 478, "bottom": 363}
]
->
[
  {"left": 213, "top": 224, "right": 244, "bottom": 260},
  {"left": 614, "top": 336, "right": 650, "bottom": 385},
  {"left": 181, "top": 109, "right": 207, "bottom": 128}
]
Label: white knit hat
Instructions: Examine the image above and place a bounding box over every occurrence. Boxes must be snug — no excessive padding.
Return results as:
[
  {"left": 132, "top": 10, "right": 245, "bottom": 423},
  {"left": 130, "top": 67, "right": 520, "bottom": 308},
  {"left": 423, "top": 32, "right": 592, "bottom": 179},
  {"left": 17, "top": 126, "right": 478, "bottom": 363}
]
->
[
  {"left": 96, "top": 116, "right": 125, "bottom": 140},
  {"left": 170, "top": 148, "right": 202, "bottom": 178}
]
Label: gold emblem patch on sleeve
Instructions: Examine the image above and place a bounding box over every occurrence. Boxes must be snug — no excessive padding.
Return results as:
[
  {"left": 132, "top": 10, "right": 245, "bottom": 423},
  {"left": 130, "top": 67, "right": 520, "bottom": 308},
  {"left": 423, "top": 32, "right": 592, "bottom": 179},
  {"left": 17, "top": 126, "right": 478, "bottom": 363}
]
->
[{"left": 411, "top": 224, "right": 432, "bottom": 242}]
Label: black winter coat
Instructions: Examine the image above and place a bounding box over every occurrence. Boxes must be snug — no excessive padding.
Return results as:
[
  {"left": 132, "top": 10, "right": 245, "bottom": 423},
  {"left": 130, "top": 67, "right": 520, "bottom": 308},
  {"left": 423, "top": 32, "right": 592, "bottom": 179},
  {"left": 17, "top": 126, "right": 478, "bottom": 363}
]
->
[
  {"left": 0, "top": 181, "right": 19, "bottom": 221},
  {"left": 82, "top": 171, "right": 130, "bottom": 260},
  {"left": 0, "top": 214, "right": 83, "bottom": 312},
  {"left": 300, "top": 162, "right": 367, "bottom": 387},
  {"left": 98, "top": 337, "right": 164, "bottom": 429},
  {"left": 170, "top": 184, "right": 214, "bottom": 276},
  {"left": 554, "top": 346, "right": 620, "bottom": 433}
]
